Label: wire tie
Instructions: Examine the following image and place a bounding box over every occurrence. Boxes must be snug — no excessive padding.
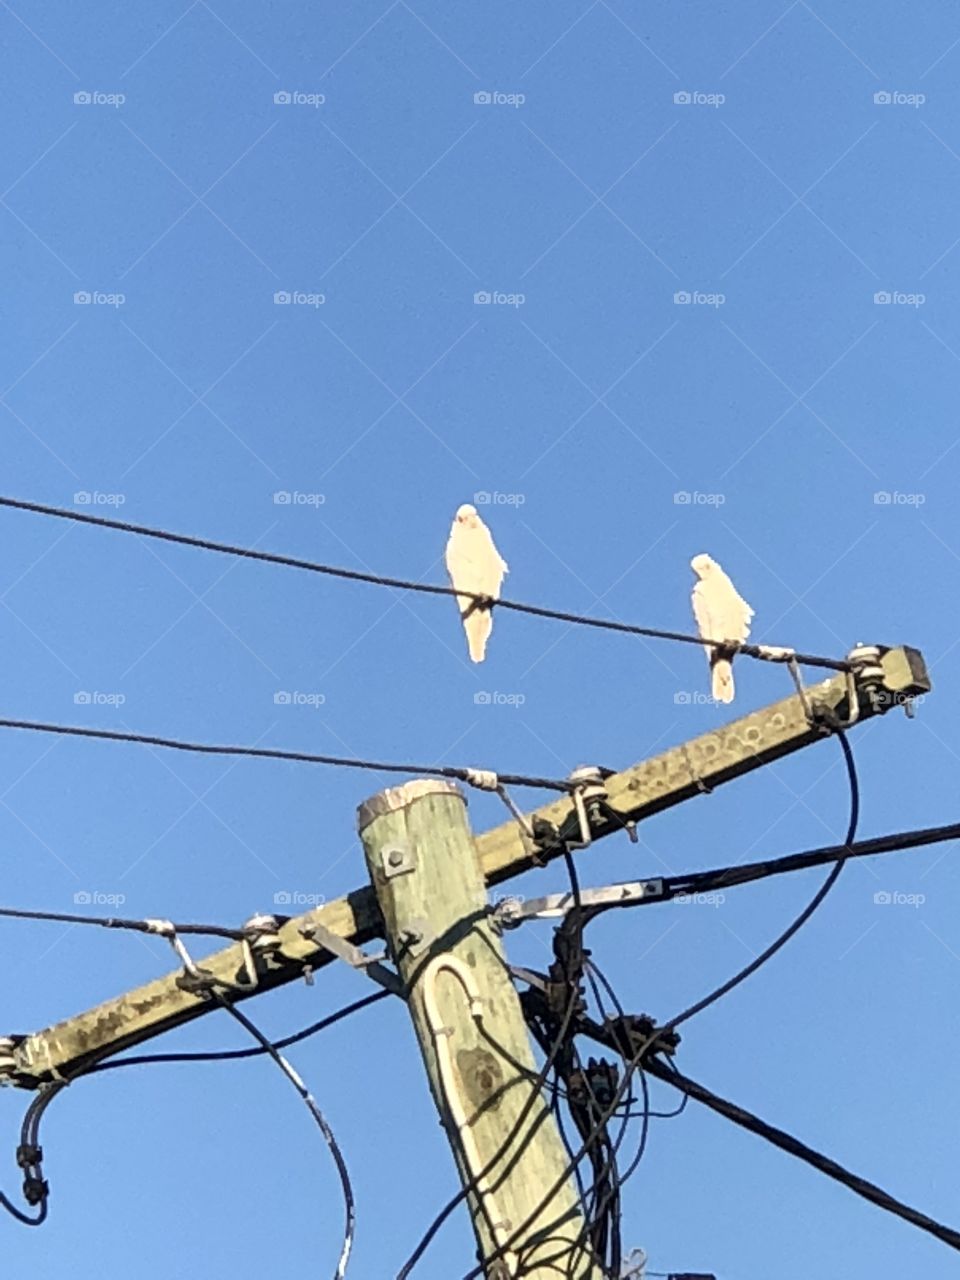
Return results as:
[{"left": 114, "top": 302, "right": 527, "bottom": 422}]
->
[
  {"left": 143, "top": 918, "right": 175, "bottom": 937},
  {"left": 681, "top": 743, "right": 713, "bottom": 795},
  {"left": 464, "top": 768, "right": 499, "bottom": 791}
]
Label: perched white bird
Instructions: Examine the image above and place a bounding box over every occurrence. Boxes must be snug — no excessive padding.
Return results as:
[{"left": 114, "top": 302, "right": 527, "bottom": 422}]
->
[
  {"left": 690, "top": 553, "right": 754, "bottom": 704},
  {"left": 445, "top": 504, "right": 508, "bottom": 663}
]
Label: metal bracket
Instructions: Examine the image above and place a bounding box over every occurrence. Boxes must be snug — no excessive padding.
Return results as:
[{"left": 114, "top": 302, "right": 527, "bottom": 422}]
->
[
  {"left": 300, "top": 922, "right": 404, "bottom": 995},
  {"left": 493, "top": 878, "right": 665, "bottom": 929},
  {"left": 381, "top": 842, "right": 416, "bottom": 879},
  {"left": 509, "top": 964, "right": 550, "bottom": 992},
  {"left": 566, "top": 765, "right": 609, "bottom": 850}
]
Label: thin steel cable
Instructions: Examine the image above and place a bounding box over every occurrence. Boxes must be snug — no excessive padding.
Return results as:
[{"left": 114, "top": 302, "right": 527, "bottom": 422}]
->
[{"left": 0, "top": 495, "right": 853, "bottom": 672}]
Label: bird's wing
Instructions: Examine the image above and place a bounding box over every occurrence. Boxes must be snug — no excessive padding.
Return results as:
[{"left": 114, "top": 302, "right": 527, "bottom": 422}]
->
[
  {"left": 715, "top": 569, "right": 754, "bottom": 642},
  {"left": 691, "top": 580, "right": 719, "bottom": 658},
  {"left": 694, "top": 571, "right": 753, "bottom": 646}
]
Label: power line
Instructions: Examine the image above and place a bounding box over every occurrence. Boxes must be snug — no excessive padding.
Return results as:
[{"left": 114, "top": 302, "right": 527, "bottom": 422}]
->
[
  {"left": 0, "top": 494, "right": 854, "bottom": 672},
  {"left": 662, "top": 727, "right": 859, "bottom": 1032},
  {"left": 214, "top": 997, "right": 356, "bottom": 1280},
  {"left": 460, "top": 729, "right": 861, "bottom": 1280},
  {"left": 88, "top": 991, "right": 389, "bottom": 1072},
  {"left": 542, "top": 729, "right": 859, "bottom": 1268},
  {"left": 0, "top": 904, "right": 249, "bottom": 940},
  {"left": 641, "top": 1055, "right": 960, "bottom": 1255},
  {"left": 0, "top": 716, "right": 572, "bottom": 792},
  {"left": 655, "top": 817, "right": 960, "bottom": 903},
  {"left": 395, "top": 850, "right": 591, "bottom": 1279},
  {"left": 1, "top": 991, "right": 385, "bottom": 1235},
  {"left": 0, "top": 1080, "right": 64, "bottom": 1226}
]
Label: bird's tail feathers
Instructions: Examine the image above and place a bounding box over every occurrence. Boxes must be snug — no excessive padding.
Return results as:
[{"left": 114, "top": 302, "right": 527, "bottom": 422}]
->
[
  {"left": 711, "top": 657, "right": 735, "bottom": 704},
  {"left": 464, "top": 609, "right": 492, "bottom": 663}
]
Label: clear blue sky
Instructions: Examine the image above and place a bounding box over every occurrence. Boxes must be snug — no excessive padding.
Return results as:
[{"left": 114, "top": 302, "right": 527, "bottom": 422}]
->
[{"left": 2, "top": 3, "right": 959, "bottom": 1276}]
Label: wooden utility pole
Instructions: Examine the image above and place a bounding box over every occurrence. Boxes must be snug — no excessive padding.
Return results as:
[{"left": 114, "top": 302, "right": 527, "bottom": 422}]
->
[
  {"left": 358, "top": 778, "right": 600, "bottom": 1279},
  {"left": 6, "top": 646, "right": 928, "bottom": 1087},
  {"left": 0, "top": 646, "right": 932, "bottom": 1271}
]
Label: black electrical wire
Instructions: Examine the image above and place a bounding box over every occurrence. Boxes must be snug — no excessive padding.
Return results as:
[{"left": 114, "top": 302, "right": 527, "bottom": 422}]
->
[
  {"left": 460, "top": 728, "right": 862, "bottom": 1280},
  {"left": 1, "top": 991, "right": 385, "bottom": 1230},
  {"left": 87, "top": 990, "right": 389, "bottom": 1072},
  {"left": 661, "top": 818, "right": 960, "bottom": 900},
  {"left": 641, "top": 1055, "right": 960, "bottom": 1255},
  {"left": 396, "top": 848, "right": 591, "bottom": 1279},
  {"left": 662, "top": 727, "right": 859, "bottom": 1032},
  {"left": 0, "top": 1080, "right": 66, "bottom": 1226},
  {"left": 213, "top": 996, "right": 356, "bottom": 1280},
  {"left": 578, "top": 961, "right": 634, "bottom": 1273},
  {"left": 585, "top": 960, "right": 680, "bottom": 1121},
  {"left": 0, "top": 495, "right": 854, "bottom": 673},
  {"left": 551, "top": 958, "right": 649, "bottom": 1278},
  {"left": 0, "top": 904, "right": 248, "bottom": 940},
  {"left": 0, "top": 716, "right": 572, "bottom": 793}
]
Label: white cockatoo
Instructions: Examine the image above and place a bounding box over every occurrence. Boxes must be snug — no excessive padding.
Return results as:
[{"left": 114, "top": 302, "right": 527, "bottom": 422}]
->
[
  {"left": 690, "top": 553, "right": 754, "bottom": 704},
  {"left": 445, "top": 504, "right": 508, "bottom": 663}
]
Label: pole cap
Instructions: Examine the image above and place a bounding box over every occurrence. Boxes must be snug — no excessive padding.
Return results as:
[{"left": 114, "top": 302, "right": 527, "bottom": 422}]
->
[{"left": 357, "top": 778, "right": 464, "bottom": 833}]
